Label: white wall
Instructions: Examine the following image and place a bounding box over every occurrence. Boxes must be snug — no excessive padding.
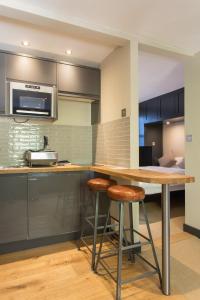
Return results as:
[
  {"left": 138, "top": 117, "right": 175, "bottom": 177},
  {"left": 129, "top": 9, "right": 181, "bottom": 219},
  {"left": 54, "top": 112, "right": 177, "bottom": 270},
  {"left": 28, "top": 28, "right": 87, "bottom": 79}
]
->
[
  {"left": 184, "top": 52, "right": 200, "bottom": 230},
  {"left": 54, "top": 98, "right": 91, "bottom": 126},
  {"left": 163, "top": 121, "right": 185, "bottom": 158},
  {"left": 100, "top": 43, "right": 131, "bottom": 123},
  {"left": 100, "top": 40, "right": 140, "bottom": 238}
]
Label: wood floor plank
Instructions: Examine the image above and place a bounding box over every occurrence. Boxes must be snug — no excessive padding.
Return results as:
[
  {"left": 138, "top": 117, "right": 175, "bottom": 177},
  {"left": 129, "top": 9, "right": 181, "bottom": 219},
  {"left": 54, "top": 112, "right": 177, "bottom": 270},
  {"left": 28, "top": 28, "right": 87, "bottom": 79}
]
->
[{"left": 0, "top": 218, "right": 198, "bottom": 300}]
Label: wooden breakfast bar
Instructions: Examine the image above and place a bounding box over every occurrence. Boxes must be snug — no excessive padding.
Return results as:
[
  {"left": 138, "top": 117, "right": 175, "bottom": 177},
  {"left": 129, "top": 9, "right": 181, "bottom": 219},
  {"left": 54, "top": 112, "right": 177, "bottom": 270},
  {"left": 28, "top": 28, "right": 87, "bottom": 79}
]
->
[
  {"left": 0, "top": 164, "right": 194, "bottom": 296},
  {"left": 90, "top": 165, "right": 195, "bottom": 296}
]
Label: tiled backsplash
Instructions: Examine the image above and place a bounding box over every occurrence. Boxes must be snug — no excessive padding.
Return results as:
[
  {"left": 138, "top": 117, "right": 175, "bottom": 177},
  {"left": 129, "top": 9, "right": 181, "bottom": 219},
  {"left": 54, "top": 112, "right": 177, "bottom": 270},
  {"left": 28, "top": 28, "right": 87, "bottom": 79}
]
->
[
  {"left": 0, "top": 118, "right": 92, "bottom": 166},
  {"left": 92, "top": 117, "right": 130, "bottom": 167},
  {"left": 0, "top": 117, "right": 130, "bottom": 167}
]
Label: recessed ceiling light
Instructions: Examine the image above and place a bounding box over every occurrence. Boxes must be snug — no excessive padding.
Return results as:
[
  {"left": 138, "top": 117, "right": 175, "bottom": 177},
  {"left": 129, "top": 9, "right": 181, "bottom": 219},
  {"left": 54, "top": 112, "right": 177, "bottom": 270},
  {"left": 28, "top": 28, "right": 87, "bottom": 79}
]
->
[
  {"left": 66, "top": 49, "right": 72, "bottom": 55},
  {"left": 166, "top": 121, "right": 170, "bottom": 125},
  {"left": 21, "top": 40, "right": 30, "bottom": 47}
]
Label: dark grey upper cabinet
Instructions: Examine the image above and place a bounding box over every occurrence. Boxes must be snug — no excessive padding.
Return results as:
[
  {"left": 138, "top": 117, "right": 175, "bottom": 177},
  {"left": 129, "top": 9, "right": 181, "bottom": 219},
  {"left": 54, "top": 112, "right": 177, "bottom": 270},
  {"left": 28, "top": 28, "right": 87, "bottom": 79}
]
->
[
  {"left": 178, "top": 88, "right": 184, "bottom": 116},
  {"left": 58, "top": 63, "right": 100, "bottom": 98},
  {"left": 146, "top": 97, "right": 161, "bottom": 123},
  {"left": 0, "top": 174, "right": 28, "bottom": 244},
  {"left": 161, "top": 92, "right": 179, "bottom": 119},
  {"left": 28, "top": 172, "right": 80, "bottom": 239},
  {"left": 5, "top": 54, "right": 57, "bottom": 85}
]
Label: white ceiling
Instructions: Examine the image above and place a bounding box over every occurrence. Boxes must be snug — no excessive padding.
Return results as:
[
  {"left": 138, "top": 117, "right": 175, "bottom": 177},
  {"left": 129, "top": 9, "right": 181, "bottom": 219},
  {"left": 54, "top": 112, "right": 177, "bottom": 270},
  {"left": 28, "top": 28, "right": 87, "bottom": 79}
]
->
[
  {"left": 0, "top": 1, "right": 185, "bottom": 100},
  {"left": 0, "top": 0, "right": 200, "bottom": 55},
  {"left": 0, "top": 16, "right": 118, "bottom": 67},
  {"left": 139, "top": 50, "right": 184, "bottom": 102}
]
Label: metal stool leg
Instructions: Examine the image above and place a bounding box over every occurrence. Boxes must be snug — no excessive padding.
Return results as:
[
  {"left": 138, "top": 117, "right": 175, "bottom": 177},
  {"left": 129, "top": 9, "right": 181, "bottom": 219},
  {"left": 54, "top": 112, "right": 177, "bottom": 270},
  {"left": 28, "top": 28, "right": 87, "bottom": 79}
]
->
[
  {"left": 78, "top": 189, "right": 94, "bottom": 250},
  {"left": 92, "top": 191, "right": 99, "bottom": 270},
  {"left": 95, "top": 200, "right": 111, "bottom": 272},
  {"left": 116, "top": 202, "right": 124, "bottom": 300},
  {"left": 141, "top": 200, "right": 162, "bottom": 287},
  {"left": 129, "top": 202, "right": 135, "bottom": 263}
]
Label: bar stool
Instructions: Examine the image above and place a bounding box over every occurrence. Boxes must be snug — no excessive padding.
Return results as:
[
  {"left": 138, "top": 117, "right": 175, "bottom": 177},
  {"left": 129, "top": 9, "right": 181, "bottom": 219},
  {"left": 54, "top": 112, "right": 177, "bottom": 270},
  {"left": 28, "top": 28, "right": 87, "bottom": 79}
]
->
[
  {"left": 78, "top": 177, "right": 117, "bottom": 270},
  {"left": 95, "top": 185, "right": 162, "bottom": 300}
]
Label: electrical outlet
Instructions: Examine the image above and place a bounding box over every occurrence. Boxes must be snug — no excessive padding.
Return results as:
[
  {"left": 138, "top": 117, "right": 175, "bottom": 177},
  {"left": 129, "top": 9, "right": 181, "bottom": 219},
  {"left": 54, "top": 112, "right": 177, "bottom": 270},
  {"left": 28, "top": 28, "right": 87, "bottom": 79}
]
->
[{"left": 186, "top": 134, "right": 192, "bottom": 142}]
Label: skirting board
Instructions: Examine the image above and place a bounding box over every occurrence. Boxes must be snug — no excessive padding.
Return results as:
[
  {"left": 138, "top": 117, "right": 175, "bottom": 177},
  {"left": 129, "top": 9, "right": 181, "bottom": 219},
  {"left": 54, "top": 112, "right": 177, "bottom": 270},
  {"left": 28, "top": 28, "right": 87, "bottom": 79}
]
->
[
  {"left": 0, "top": 231, "right": 79, "bottom": 254},
  {"left": 183, "top": 223, "right": 200, "bottom": 238}
]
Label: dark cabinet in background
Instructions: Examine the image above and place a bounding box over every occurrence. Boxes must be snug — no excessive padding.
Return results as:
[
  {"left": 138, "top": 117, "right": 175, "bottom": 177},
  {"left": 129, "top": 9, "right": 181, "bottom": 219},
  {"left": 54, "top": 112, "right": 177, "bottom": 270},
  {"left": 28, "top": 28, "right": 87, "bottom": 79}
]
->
[
  {"left": 5, "top": 53, "right": 57, "bottom": 85},
  {"left": 58, "top": 63, "right": 100, "bottom": 99},
  {"left": 139, "top": 88, "right": 184, "bottom": 147},
  {"left": 178, "top": 89, "right": 184, "bottom": 116},
  {"left": 160, "top": 92, "right": 178, "bottom": 120},
  {"left": 139, "top": 88, "right": 184, "bottom": 125},
  {"left": 146, "top": 97, "right": 161, "bottom": 123},
  {"left": 28, "top": 172, "right": 81, "bottom": 239},
  {"left": 0, "top": 174, "right": 27, "bottom": 244}
]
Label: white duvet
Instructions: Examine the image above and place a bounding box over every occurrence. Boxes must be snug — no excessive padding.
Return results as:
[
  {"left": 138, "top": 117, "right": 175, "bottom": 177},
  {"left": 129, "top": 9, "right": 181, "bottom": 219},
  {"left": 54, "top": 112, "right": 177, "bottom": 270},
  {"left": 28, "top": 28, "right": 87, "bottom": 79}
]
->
[{"left": 138, "top": 166, "right": 185, "bottom": 195}]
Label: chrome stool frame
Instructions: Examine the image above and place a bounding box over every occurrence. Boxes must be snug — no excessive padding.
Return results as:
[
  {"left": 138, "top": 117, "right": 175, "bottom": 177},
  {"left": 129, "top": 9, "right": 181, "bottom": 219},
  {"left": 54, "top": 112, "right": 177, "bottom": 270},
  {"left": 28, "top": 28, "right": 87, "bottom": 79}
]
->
[
  {"left": 95, "top": 199, "right": 162, "bottom": 300},
  {"left": 78, "top": 188, "right": 118, "bottom": 270}
]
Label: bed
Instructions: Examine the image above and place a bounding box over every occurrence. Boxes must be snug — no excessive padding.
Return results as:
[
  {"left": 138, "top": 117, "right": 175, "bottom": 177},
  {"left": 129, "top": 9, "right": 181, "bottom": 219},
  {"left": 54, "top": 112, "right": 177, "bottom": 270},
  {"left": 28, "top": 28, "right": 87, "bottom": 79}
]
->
[{"left": 138, "top": 166, "right": 185, "bottom": 195}]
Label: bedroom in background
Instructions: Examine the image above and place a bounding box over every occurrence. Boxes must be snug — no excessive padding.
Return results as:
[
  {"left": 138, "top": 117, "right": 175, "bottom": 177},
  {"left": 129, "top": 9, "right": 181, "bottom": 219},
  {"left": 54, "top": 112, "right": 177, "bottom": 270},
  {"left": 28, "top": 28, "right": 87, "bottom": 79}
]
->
[{"left": 138, "top": 45, "right": 185, "bottom": 227}]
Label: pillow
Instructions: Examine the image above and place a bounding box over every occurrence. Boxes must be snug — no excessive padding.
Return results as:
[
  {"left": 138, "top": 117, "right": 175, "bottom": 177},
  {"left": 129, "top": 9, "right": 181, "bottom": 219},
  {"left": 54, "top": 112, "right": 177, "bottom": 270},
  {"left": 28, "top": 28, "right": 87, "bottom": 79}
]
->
[
  {"left": 176, "top": 158, "right": 185, "bottom": 169},
  {"left": 158, "top": 156, "right": 176, "bottom": 167},
  {"left": 164, "top": 159, "right": 177, "bottom": 168},
  {"left": 174, "top": 157, "right": 184, "bottom": 165}
]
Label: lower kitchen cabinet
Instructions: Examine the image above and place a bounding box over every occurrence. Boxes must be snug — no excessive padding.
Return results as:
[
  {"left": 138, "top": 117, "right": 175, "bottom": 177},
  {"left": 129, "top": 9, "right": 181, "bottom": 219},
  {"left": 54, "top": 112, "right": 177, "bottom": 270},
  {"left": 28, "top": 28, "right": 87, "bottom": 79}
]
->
[
  {"left": 28, "top": 172, "right": 81, "bottom": 239},
  {"left": 0, "top": 174, "right": 28, "bottom": 244}
]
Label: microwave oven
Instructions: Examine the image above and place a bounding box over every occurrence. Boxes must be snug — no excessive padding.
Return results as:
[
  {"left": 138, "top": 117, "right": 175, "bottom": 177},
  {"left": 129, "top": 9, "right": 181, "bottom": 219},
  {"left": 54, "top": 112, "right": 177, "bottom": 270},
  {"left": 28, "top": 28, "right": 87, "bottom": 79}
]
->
[{"left": 8, "top": 81, "right": 56, "bottom": 118}]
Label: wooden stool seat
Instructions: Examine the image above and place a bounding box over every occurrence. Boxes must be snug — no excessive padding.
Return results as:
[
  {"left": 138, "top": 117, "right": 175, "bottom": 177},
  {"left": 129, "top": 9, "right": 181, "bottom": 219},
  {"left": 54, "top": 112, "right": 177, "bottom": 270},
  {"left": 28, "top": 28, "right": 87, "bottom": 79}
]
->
[
  {"left": 107, "top": 185, "right": 145, "bottom": 202},
  {"left": 87, "top": 178, "right": 117, "bottom": 191}
]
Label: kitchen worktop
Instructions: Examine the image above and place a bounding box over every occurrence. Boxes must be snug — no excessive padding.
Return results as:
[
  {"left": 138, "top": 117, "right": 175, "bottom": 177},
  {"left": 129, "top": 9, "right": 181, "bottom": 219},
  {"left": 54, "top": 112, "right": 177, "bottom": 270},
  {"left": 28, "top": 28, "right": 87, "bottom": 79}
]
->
[
  {"left": 0, "top": 164, "right": 194, "bottom": 185},
  {"left": 0, "top": 164, "right": 89, "bottom": 174}
]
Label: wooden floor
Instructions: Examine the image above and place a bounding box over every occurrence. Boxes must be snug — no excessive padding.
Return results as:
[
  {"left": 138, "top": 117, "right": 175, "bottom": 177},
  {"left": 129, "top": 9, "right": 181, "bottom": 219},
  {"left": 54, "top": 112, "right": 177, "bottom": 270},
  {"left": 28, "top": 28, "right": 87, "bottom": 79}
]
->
[{"left": 0, "top": 217, "right": 199, "bottom": 300}]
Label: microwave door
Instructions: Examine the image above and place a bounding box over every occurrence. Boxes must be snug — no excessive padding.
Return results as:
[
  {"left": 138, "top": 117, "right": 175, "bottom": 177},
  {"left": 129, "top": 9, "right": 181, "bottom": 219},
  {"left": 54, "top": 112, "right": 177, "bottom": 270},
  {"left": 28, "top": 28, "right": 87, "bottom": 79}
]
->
[
  {"left": 12, "top": 90, "right": 52, "bottom": 116},
  {"left": 9, "top": 81, "right": 55, "bottom": 118}
]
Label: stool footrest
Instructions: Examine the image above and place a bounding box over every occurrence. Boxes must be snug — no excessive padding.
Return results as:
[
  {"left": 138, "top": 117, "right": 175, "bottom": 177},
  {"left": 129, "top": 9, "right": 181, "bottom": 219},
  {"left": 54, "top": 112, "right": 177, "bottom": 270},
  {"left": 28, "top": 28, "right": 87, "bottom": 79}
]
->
[
  {"left": 122, "top": 243, "right": 141, "bottom": 251},
  {"left": 87, "top": 214, "right": 107, "bottom": 220},
  {"left": 124, "top": 227, "right": 151, "bottom": 242},
  {"left": 85, "top": 217, "right": 119, "bottom": 231},
  {"left": 100, "top": 251, "right": 118, "bottom": 260}
]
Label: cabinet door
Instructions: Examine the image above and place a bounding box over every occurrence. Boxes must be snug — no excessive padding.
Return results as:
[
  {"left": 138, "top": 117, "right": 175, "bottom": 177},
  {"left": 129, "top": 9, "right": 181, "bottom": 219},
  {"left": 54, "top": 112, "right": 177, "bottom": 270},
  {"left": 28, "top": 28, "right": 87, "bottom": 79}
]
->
[
  {"left": 28, "top": 172, "right": 80, "bottom": 239},
  {"left": 178, "top": 89, "right": 184, "bottom": 116},
  {"left": 161, "top": 92, "right": 178, "bottom": 119},
  {"left": 146, "top": 97, "right": 161, "bottom": 123},
  {"left": 91, "top": 102, "right": 100, "bottom": 124},
  {"left": 0, "top": 174, "right": 28, "bottom": 244},
  {"left": 58, "top": 63, "right": 100, "bottom": 97},
  {"left": 6, "top": 54, "right": 57, "bottom": 85}
]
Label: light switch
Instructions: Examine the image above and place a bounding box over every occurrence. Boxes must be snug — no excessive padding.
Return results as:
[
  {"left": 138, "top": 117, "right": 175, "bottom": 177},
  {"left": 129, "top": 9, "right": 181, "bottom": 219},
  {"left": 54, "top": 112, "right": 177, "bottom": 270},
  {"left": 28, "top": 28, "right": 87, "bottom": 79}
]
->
[
  {"left": 121, "top": 108, "right": 126, "bottom": 117},
  {"left": 186, "top": 134, "right": 192, "bottom": 142},
  {"left": 152, "top": 141, "right": 156, "bottom": 146}
]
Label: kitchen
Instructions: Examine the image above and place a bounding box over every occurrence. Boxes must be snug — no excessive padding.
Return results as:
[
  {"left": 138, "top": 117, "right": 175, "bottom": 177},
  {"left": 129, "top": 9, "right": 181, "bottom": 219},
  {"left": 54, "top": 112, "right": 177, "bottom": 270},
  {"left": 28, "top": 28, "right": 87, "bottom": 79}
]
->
[{"left": 0, "top": 2, "right": 199, "bottom": 300}]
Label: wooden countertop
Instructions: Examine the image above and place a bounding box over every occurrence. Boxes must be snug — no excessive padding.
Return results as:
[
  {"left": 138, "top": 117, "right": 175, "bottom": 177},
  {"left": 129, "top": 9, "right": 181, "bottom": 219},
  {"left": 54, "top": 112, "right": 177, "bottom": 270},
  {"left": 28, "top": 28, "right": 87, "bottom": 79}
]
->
[
  {"left": 90, "top": 166, "right": 195, "bottom": 185},
  {"left": 0, "top": 164, "right": 195, "bottom": 185},
  {"left": 0, "top": 165, "right": 89, "bottom": 175}
]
